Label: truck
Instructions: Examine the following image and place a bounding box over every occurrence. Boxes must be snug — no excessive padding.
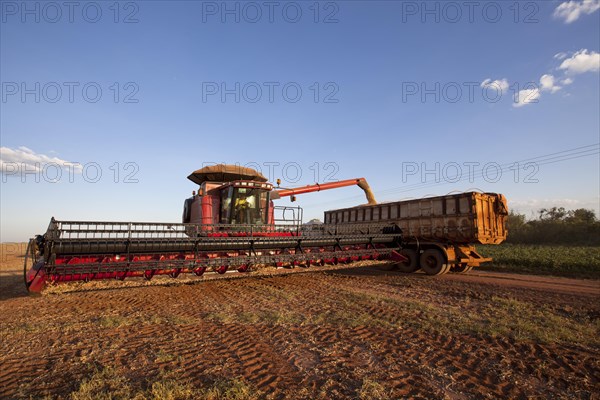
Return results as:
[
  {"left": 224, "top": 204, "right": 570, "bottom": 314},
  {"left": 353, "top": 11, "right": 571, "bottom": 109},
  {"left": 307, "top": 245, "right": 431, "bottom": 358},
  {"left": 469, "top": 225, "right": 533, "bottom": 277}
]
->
[{"left": 324, "top": 192, "right": 508, "bottom": 275}]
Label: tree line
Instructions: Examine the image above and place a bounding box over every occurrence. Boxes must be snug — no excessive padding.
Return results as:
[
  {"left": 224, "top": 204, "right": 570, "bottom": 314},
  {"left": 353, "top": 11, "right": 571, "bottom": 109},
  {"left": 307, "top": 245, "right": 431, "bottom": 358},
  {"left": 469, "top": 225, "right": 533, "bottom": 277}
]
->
[{"left": 507, "top": 207, "right": 600, "bottom": 246}]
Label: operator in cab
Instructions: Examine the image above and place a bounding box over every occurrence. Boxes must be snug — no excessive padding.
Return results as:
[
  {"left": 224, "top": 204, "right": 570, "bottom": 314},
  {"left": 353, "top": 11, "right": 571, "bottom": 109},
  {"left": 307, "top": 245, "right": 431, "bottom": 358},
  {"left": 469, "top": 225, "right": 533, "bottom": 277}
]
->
[{"left": 233, "top": 188, "right": 256, "bottom": 224}]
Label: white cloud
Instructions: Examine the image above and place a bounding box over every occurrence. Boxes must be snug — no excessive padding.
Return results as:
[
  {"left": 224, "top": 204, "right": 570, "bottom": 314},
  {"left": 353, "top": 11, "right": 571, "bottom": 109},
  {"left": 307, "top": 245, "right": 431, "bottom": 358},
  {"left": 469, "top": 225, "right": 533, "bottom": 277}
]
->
[
  {"left": 554, "top": 52, "right": 568, "bottom": 60},
  {"left": 558, "top": 49, "right": 600, "bottom": 74},
  {"left": 0, "top": 146, "right": 82, "bottom": 177},
  {"left": 513, "top": 88, "right": 540, "bottom": 108},
  {"left": 539, "top": 74, "right": 562, "bottom": 93},
  {"left": 495, "top": 49, "right": 596, "bottom": 108},
  {"left": 561, "top": 77, "right": 574, "bottom": 85},
  {"left": 481, "top": 78, "right": 509, "bottom": 93},
  {"left": 553, "top": 0, "right": 600, "bottom": 23}
]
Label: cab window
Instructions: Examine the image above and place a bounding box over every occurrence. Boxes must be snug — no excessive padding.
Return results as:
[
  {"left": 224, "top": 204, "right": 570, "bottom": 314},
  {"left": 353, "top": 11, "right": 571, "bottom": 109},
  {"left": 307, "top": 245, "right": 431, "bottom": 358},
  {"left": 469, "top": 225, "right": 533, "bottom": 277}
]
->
[{"left": 231, "top": 188, "right": 268, "bottom": 225}]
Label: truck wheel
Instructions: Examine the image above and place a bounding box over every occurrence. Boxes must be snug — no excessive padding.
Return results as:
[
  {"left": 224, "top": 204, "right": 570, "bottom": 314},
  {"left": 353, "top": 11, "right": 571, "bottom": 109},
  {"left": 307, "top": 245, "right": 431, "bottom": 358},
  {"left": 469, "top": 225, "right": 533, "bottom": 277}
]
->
[
  {"left": 420, "top": 249, "right": 450, "bottom": 275},
  {"left": 452, "top": 263, "right": 473, "bottom": 273},
  {"left": 397, "top": 249, "right": 419, "bottom": 273}
]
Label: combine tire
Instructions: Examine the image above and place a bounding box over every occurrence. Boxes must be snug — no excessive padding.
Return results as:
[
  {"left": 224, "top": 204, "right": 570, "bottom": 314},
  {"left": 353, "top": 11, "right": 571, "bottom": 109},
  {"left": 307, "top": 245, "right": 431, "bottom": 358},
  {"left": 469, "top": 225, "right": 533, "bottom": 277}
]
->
[
  {"left": 397, "top": 249, "right": 420, "bottom": 273},
  {"left": 420, "top": 249, "right": 450, "bottom": 275}
]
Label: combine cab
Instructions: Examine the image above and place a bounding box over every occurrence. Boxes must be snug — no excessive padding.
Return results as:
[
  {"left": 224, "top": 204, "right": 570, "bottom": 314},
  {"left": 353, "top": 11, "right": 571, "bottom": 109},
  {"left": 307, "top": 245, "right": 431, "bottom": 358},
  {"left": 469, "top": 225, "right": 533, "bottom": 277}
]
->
[
  {"left": 182, "top": 164, "right": 274, "bottom": 227},
  {"left": 24, "top": 164, "right": 403, "bottom": 293}
]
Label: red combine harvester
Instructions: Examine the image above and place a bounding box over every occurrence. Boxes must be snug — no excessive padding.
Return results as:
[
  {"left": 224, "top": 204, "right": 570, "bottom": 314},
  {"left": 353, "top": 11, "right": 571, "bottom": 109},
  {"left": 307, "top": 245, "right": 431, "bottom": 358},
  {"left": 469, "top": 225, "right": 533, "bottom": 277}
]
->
[{"left": 24, "top": 165, "right": 404, "bottom": 293}]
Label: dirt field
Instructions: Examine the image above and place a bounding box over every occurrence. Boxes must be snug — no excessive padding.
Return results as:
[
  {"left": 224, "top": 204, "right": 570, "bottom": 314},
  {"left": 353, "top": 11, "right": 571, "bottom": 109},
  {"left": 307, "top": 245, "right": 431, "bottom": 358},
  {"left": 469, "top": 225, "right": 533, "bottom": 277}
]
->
[{"left": 1, "top": 243, "right": 599, "bottom": 399}]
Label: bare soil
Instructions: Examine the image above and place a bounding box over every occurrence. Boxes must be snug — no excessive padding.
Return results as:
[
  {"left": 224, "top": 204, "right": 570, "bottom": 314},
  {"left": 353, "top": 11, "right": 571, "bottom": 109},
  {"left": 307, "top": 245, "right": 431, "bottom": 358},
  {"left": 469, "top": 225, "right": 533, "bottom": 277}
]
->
[{"left": 1, "top": 243, "right": 599, "bottom": 399}]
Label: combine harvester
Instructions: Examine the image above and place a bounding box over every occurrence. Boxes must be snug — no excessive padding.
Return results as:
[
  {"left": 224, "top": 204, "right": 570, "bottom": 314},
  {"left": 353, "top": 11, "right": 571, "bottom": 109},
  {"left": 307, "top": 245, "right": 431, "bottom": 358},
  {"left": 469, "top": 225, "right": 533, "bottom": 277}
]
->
[{"left": 24, "top": 164, "right": 508, "bottom": 293}]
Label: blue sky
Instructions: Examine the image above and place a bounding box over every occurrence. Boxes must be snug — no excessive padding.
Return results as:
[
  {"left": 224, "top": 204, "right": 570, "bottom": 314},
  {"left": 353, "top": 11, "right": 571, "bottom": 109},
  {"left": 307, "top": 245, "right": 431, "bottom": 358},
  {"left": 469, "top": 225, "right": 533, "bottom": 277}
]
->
[{"left": 1, "top": 0, "right": 599, "bottom": 241}]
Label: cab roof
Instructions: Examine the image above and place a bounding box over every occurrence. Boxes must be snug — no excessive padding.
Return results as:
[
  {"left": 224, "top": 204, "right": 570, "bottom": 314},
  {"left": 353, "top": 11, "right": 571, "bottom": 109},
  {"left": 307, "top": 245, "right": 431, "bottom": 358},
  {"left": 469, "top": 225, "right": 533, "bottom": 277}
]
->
[{"left": 188, "top": 164, "right": 268, "bottom": 185}]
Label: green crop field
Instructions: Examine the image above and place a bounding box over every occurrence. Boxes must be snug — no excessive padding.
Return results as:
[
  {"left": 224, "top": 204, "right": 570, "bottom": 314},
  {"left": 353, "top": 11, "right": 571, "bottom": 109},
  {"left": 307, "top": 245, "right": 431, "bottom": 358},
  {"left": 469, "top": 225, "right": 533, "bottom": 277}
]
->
[{"left": 478, "top": 244, "right": 600, "bottom": 279}]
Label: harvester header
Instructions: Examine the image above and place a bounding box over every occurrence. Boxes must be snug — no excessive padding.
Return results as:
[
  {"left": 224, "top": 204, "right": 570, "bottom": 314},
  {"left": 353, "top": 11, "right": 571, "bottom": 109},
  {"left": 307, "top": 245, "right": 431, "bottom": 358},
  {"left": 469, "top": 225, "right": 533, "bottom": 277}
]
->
[{"left": 24, "top": 164, "right": 404, "bottom": 293}]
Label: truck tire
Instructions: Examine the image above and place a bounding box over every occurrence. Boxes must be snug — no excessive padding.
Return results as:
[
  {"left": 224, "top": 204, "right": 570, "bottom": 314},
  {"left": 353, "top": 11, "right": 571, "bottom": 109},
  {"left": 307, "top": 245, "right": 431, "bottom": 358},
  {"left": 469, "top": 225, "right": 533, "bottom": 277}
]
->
[
  {"left": 420, "top": 249, "right": 450, "bottom": 275},
  {"left": 452, "top": 263, "right": 473, "bottom": 273},
  {"left": 397, "top": 249, "right": 419, "bottom": 273}
]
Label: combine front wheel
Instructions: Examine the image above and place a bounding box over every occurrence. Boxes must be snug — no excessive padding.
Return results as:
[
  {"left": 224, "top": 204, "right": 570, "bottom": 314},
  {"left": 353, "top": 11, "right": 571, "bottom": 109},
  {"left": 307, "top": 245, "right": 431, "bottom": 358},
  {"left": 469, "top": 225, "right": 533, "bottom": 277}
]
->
[{"left": 419, "top": 249, "right": 450, "bottom": 276}]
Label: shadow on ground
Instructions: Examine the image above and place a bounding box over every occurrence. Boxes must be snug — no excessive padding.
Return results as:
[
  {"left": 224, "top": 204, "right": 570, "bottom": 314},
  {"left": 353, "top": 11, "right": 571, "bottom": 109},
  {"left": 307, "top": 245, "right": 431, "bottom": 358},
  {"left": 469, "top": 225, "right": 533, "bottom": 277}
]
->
[{"left": 0, "top": 272, "right": 29, "bottom": 301}]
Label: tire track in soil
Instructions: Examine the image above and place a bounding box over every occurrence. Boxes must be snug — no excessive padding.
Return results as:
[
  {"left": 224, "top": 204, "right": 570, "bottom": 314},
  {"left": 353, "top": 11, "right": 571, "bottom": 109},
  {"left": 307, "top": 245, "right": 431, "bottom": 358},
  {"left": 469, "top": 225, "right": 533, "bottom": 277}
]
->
[
  {"left": 1, "top": 270, "right": 599, "bottom": 399},
  {"left": 250, "top": 274, "right": 599, "bottom": 398}
]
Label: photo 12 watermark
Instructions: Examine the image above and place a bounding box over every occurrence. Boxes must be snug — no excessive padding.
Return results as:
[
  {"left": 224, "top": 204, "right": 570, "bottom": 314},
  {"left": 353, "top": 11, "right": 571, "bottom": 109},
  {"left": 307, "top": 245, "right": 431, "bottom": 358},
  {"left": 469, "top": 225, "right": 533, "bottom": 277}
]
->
[
  {"left": 401, "top": 80, "right": 541, "bottom": 106},
  {"left": 201, "top": 1, "right": 339, "bottom": 23},
  {"left": 400, "top": 1, "right": 539, "bottom": 24},
  {"left": 1, "top": 1, "right": 140, "bottom": 23},
  {"left": 1, "top": 161, "right": 140, "bottom": 184},
  {"left": 0, "top": 243, "right": 28, "bottom": 262},
  {"left": 201, "top": 81, "right": 339, "bottom": 103},
  {"left": 1, "top": 82, "right": 140, "bottom": 104},
  {"left": 401, "top": 161, "right": 540, "bottom": 184},
  {"left": 200, "top": 161, "right": 340, "bottom": 184}
]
